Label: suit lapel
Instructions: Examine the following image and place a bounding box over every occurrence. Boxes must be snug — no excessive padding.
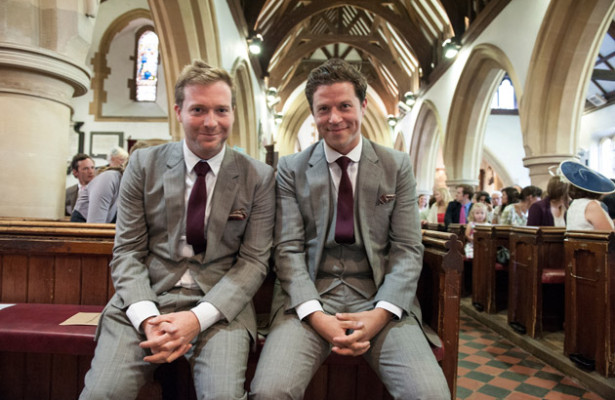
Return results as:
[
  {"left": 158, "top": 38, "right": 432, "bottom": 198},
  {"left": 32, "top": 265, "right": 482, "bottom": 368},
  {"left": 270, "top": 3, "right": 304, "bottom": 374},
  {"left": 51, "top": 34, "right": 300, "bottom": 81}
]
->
[
  {"left": 163, "top": 142, "right": 186, "bottom": 261},
  {"left": 306, "top": 142, "right": 331, "bottom": 259},
  {"left": 204, "top": 147, "right": 239, "bottom": 263},
  {"left": 357, "top": 139, "right": 383, "bottom": 282}
]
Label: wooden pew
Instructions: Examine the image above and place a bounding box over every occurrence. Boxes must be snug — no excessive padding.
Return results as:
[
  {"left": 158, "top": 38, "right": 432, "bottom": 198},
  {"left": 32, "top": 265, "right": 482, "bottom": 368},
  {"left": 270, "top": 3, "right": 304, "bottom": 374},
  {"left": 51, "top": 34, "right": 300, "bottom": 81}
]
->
[
  {"left": 507, "top": 226, "right": 565, "bottom": 338},
  {"left": 0, "top": 220, "right": 116, "bottom": 400},
  {"left": 472, "top": 225, "right": 512, "bottom": 313},
  {"left": 564, "top": 230, "right": 615, "bottom": 377},
  {"left": 0, "top": 221, "right": 464, "bottom": 399}
]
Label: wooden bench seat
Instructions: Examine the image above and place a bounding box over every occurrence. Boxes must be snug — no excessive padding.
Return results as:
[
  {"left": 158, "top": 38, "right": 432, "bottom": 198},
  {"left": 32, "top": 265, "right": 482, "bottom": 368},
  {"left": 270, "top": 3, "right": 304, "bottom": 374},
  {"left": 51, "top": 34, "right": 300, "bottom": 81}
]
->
[
  {"left": 564, "top": 230, "right": 615, "bottom": 377},
  {"left": 0, "top": 220, "right": 463, "bottom": 399},
  {"left": 0, "top": 303, "right": 102, "bottom": 355},
  {"left": 507, "top": 226, "right": 565, "bottom": 338},
  {"left": 472, "top": 225, "right": 511, "bottom": 313}
]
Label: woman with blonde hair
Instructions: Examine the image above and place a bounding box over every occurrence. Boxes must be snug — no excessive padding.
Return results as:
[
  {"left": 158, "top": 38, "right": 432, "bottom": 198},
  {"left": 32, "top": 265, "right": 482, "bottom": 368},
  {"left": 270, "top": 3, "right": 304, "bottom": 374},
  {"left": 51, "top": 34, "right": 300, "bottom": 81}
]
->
[{"left": 427, "top": 187, "right": 452, "bottom": 224}]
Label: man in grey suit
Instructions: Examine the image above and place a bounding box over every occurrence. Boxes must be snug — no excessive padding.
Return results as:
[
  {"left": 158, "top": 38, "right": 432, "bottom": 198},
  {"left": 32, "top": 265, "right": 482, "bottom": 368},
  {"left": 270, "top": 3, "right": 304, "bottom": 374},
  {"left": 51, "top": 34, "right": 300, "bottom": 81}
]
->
[
  {"left": 251, "top": 59, "right": 449, "bottom": 399},
  {"left": 80, "top": 60, "right": 275, "bottom": 399}
]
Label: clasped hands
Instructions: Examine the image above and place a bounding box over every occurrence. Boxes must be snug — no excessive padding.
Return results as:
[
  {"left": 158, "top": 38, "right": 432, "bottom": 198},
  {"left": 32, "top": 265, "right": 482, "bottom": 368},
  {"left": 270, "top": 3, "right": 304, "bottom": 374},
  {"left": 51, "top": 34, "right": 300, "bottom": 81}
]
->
[
  {"left": 307, "top": 308, "right": 392, "bottom": 357},
  {"left": 139, "top": 311, "right": 201, "bottom": 364}
]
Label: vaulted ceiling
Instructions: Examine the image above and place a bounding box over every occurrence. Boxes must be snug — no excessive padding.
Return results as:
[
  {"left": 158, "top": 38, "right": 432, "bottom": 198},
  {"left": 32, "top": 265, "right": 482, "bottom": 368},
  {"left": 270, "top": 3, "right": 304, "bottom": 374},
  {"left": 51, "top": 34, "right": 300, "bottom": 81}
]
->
[{"left": 234, "top": 0, "right": 491, "bottom": 114}]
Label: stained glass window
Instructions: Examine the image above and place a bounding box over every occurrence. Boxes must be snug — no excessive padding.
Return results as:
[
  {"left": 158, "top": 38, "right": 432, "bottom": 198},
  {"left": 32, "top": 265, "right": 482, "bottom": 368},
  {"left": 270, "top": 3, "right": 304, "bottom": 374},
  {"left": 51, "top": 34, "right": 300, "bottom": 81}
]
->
[{"left": 135, "top": 30, "right": 159, "bottom": 102}]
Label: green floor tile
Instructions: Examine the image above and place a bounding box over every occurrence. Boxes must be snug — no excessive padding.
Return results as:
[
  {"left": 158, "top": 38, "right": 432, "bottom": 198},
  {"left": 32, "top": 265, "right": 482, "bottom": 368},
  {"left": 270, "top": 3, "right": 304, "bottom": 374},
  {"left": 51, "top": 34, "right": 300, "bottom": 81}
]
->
[
  {"left": 515, "top": 383, "right": 550, "bottom": 397},
  {"left": 485, "top": 360, "right": 513, "bottom": 369},
  {"left": 458, "top": 360, "right": 480, "bottom": 369},
  {"left": 535, "top": 370, "right": 564, "bottom": 382},
  {"left": 500, "top": 371, "right": 530, "bottom": 382},
  {"left": 455, "top": 385, "right": 473, "bottom": 399},
  {"left": 478, "top": 384, "right": 511, "bottom": 398},
  {"left": 465, "top": 371, "right": 494, "bottom": 383},
  {"left": 465, "top": 342, "right": 486, "bottom": 349},
  {"left": 517, "top": 359, "right": 544, "bottom": 369},
  {"left": 552, "top": 383, "right": 587, "bottom": 397}
]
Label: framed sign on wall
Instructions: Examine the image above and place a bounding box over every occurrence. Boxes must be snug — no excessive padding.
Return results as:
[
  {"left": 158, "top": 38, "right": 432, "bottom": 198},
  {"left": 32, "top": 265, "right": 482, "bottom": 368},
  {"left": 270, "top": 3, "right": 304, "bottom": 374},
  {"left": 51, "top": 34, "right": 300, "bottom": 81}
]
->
[{"left": 90, "top": 131, "right": 124, "bottom": 158}]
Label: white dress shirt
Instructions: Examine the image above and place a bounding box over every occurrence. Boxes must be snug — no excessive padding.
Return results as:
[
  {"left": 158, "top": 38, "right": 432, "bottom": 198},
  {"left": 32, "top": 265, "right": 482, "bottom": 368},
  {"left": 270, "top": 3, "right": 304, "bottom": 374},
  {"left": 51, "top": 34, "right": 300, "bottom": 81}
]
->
[
  {"left": 296, "top": 139, "right": 403, "bottom": 320},
  {"left": 126, "top": 141, "right": 225, "bottom": 332}
]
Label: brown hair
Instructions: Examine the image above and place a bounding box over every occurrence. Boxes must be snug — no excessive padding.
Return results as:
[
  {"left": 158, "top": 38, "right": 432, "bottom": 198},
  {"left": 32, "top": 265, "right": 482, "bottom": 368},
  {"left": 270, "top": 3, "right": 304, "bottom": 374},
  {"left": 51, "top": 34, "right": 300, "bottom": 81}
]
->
[
  {"left": 568, "top": 185, "right": 602, "bottom": 200},
  {"left": 545, "top": 176, "right": 568, "bottom": 201},
  {"left": 457, "top": 184, "right": 475, "bottom": 200},
  {"left": 305, "top": 58, "right": 367, "bottom": 111},
  {"left": 174, "top": 60, "right": 235, "bottom": 109}
]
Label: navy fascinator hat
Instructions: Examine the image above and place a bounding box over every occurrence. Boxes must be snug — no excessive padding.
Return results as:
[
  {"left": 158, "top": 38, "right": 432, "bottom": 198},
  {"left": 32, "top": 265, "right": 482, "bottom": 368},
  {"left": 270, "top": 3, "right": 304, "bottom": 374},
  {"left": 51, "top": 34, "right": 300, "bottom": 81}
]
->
[{"left": 556, "top": 160, "right": 615, "bottom": 194}]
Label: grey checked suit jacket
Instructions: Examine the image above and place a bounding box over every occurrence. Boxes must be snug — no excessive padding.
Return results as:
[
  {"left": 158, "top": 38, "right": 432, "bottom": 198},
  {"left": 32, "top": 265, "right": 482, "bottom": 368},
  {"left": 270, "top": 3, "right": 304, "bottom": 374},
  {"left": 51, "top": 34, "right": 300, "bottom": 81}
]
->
[
  {"left": 273, "top": 138, "right": 439, "bottom": 345},
  {"left": 105, "top": 142, "right": 275, "bottom": 339}
]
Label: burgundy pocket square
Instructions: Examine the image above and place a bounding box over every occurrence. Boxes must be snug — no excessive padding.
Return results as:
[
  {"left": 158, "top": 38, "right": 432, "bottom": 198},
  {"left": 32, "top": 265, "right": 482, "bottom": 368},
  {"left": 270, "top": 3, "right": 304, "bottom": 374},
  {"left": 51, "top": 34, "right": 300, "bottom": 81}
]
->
[
  {"left": 228, "top": 209, "right": 248, "bottom": 220},
  {"left": 378, "top": 194, "right": 396, "bottom": 205}
]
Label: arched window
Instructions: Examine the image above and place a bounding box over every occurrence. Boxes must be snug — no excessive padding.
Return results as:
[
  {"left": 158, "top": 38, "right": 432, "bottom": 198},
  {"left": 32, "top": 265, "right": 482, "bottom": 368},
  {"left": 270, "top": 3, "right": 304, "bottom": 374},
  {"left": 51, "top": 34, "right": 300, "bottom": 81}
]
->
[
  {"left": 133, "top": 28, "right": 159, "bottom": 102},
  {"left": 491, "top": 76, "right": 517, "bottom": 110},
  {"left": 598, "top": 136, "right": 614, "bottom": 177}
]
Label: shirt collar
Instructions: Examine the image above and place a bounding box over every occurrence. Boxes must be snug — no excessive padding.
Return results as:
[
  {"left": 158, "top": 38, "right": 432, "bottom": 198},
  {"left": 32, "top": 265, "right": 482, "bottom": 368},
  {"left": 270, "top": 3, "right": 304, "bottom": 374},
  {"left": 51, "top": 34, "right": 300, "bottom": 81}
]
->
[
  {"left": 323, "top": 138, "right": 362, "bottom": 164},
  {"left": 183, "top": 140, "right": 225, "bottom": 176}
]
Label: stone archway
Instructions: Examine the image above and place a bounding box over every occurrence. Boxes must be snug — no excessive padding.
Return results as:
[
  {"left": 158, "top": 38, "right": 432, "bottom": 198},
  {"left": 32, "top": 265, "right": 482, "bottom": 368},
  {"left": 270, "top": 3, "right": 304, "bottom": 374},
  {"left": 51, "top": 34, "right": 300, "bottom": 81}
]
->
[
  {"left": 443, "top": 44, "right": 521, "bottom": 188},
  {"left": 148, "top": 0, "right": 221, "bottom": 140},
  {"left": 410, "top": 101, "right": 443, "bottom": 194},
  {"left": 520, "top": 0, "right": 615, "bottom": 188},
  {"left": 230, "top": 58, "right": 258, "bottom": 158}
]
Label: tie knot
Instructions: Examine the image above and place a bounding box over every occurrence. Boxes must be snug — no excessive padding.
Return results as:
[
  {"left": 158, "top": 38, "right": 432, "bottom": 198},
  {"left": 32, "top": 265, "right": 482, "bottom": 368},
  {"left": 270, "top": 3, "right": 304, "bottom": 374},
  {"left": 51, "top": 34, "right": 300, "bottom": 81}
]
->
[
  {"left": 194, "top": 161, "right": 210, "bottom": 177},
  {"left": 336, "top": 156, "right": 351, "bottom": 171}
]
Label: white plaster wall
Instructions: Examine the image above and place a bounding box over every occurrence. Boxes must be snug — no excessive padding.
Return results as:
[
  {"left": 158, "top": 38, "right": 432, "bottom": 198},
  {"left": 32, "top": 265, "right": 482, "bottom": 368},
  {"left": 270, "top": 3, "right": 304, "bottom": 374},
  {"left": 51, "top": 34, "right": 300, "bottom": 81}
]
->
[
  {"left": 580, "top": 104, "right": 615, "bottom": 148},
  {"left": 483, "top": 114, "right": 530, "bottom": 187}
]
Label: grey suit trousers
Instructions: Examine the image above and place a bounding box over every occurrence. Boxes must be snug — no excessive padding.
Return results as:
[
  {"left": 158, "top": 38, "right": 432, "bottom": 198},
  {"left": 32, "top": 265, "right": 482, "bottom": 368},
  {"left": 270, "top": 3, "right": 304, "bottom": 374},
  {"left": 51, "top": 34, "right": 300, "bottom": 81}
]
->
[
  {"left": 80, "top": 288, "right": 250, "bottom": 400},
  {"left": 250, "top": 285, "right": 450, "bottom": 400}
]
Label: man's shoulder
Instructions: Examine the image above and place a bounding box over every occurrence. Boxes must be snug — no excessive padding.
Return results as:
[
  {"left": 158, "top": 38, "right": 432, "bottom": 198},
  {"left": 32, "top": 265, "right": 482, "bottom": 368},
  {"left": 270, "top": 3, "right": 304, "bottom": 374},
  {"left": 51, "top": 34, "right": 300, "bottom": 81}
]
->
[
  {"left": 66, "top": 184, "right": 78, "bottom": 194},
  {"left": 226, "top": 148, "right": 274, "bottom": 176}
]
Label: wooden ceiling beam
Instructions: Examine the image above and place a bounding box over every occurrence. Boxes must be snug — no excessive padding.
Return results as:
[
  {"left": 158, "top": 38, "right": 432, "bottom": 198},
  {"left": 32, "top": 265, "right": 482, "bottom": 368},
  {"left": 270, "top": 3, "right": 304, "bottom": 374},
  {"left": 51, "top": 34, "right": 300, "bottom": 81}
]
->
[{"left": 260, "top": 0, "right": 432, "bottom": 72}]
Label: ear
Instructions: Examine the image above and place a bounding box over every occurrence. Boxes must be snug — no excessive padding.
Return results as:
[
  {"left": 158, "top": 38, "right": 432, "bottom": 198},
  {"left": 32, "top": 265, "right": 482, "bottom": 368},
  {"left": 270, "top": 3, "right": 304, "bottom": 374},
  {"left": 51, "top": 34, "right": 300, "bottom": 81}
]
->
[
  {"left": 361, "top": 97, "right": 367, "bottom": 114},
  {"left": 174, "top": 104, "right": 182, "bottom": 122}
]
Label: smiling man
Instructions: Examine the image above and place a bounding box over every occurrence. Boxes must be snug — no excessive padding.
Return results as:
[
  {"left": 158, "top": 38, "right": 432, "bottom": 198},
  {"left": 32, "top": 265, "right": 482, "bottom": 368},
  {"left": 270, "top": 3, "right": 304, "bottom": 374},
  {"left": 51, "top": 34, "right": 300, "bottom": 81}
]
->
[
  {"left": 80, "top": 60, "right": 275, "bottom": 400},
  {"left": 250, "top": 58, "right": 450, "bottom": 399}
]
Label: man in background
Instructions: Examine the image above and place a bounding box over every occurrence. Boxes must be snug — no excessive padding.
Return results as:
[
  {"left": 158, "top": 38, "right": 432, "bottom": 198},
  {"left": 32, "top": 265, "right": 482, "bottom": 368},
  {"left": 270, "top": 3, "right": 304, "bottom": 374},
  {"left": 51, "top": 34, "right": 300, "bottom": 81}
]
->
[
  {"left": 65, "top": 153, "right": 95, "bottom": 216},
  {"left": 444, "top": 184, "right": 474, "bottom": 228}
]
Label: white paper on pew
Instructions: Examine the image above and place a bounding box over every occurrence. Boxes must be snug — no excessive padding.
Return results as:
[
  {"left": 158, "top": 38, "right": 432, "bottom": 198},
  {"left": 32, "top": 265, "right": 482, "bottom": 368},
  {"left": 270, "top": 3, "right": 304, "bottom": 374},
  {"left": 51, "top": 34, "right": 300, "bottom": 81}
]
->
[
  {"left": 60, "top": 312, "right": 101, "bottom": 326},
  {"left": 0, "top": 303, "right": 15, "bottom": 311}
]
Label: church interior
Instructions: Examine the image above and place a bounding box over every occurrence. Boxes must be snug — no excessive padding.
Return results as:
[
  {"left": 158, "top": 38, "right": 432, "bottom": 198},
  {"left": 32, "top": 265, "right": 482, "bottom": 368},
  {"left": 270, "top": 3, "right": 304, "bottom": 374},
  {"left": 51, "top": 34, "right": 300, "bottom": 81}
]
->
[{"left": 0, "top": 0, "right": 614, "bottom": 399}]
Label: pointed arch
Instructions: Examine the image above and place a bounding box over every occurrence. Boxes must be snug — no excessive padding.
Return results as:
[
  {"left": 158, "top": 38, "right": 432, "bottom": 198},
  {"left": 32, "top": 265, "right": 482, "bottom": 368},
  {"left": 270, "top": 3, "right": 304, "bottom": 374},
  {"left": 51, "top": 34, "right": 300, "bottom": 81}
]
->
[
  {"left": 520, "top": 0, "right": 615, "bottom": 187},
  {"left": 148, "top": 0, "right": 221, "bottom": 140},
  {"left": 410, "top": 100, "right": 444, "bottom": 194},
  {"left": 230, "top": 58, "right": 258, "bottom": 158},
  {"left": 443, "top": 44, "right": 520, "bottom": 186}
]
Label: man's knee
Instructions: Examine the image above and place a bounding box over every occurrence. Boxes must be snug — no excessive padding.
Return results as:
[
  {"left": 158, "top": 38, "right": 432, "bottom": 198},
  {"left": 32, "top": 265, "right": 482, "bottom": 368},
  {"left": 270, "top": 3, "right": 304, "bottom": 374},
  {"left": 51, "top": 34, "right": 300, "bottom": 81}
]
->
[{"left": 250, "top": 379, "right": 299, "bottom": 400}]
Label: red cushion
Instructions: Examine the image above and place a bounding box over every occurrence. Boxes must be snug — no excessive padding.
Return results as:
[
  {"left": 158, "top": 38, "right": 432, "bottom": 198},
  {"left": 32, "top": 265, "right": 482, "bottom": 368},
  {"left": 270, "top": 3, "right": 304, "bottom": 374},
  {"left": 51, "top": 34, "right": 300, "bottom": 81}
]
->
[
  {"left": 541, "top": 268, "right": 565, "bottom": 284},
  {"left": 0, "top": 303, "right": 101, "bottom": 355},
  {"left": 495, "top": 262, "right": 506, "bottom": 271}
]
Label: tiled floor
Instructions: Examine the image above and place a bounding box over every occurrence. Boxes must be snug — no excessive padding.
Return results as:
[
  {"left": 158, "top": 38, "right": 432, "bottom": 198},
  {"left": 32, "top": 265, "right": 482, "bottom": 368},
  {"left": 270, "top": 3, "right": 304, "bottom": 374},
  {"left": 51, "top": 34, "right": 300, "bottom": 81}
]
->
[{"left": 457, "top": 314, "right": 605, "bottom": 399}]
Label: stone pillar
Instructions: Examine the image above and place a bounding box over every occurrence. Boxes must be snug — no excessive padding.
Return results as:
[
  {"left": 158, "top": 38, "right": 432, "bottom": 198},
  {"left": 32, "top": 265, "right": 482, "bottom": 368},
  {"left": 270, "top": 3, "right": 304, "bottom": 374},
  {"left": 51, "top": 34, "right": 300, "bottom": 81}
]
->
[
  {"left": 523, "top": 154, "right": 577, "bottom": 190},
  {"left": 0, "top": 1, "right": 94, "bottom": 219}
]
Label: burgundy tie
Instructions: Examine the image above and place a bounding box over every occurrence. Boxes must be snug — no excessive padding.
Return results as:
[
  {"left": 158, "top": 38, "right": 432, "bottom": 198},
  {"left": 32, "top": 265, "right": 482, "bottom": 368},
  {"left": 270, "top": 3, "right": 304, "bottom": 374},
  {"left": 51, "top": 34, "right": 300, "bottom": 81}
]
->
[
  {"left": 335, "top": 156, "right": 355, "bottom": 244},
  {"left": 187, "top": 161, "right": 210, "bottom": 254}
]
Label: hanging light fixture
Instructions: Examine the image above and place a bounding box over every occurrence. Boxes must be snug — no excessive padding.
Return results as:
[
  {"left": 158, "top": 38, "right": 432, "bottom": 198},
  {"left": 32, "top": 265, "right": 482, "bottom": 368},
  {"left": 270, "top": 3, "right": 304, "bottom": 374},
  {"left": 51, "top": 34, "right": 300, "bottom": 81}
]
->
[
  {"left": 387, "top": 114, "right": 397, "bottom": 127},
  {"left": 403, "top": 92, "right": 416, "bottom": 107},
  {"left": 248, "top": 34, "right": 263, "bottom": 55},
  {"left": 442, "top": 37, "right": 461, "bottom": 59}
]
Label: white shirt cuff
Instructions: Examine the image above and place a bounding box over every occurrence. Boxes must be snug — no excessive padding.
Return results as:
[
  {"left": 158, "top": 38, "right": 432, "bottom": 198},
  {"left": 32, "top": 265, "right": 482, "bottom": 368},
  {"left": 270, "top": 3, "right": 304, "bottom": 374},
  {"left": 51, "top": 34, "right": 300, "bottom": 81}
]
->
[
  {"left": 191, "top": 302, "right": 224, "bottom": 332},
  {"left": 126, "top": 300, "right": 160, "bottom": 332},
  {"left": 376, "top": 301, "right": 402, "bottom": 319},
  {"left": 296, "top": 299, "right": 323, "bottom": 321}
]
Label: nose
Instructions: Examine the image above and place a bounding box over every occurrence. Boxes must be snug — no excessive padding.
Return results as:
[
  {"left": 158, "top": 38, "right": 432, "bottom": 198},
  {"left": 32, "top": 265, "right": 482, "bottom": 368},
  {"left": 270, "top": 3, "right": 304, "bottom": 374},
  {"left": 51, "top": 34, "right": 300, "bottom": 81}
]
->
[
  {"left": 203, "top": 111, "right": 217, "bottom": 128},
  {"left": 328, "top": 108, "right": 342, "bottom": 124}
]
